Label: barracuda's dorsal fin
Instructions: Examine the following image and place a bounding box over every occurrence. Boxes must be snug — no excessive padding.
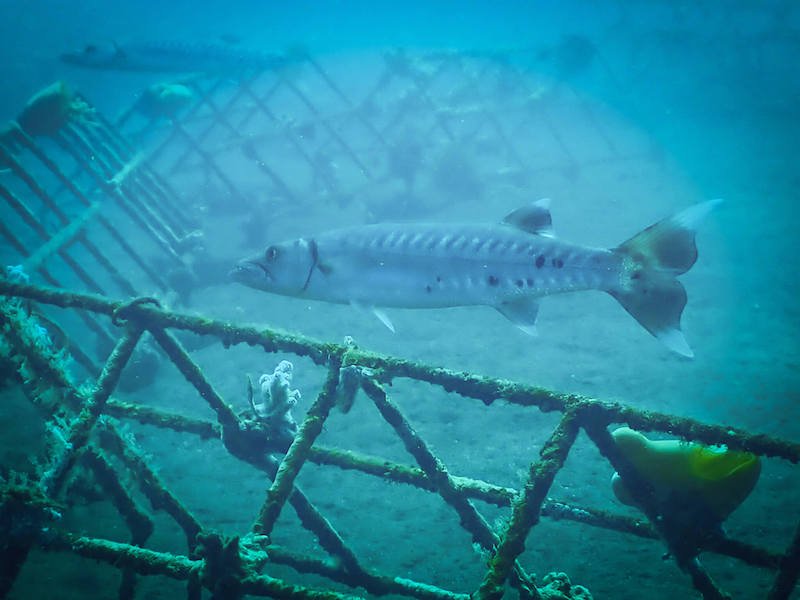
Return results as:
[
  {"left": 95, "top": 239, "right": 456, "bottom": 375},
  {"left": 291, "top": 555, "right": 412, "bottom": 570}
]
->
[{"left": 502, "top": 198, "right": 554, "bottom": 237}]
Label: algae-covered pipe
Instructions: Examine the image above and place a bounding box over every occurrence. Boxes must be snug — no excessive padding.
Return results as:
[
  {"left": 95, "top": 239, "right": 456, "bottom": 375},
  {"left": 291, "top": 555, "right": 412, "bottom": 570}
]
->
[
  {"left": 476, "top": 411, "right": 580, "bottom": 600},
  {"left": 40, "top": 325, "right": 143, "bottom": 495},
  {"left": 1, "top": 279, "right": 799, "bottom": 464},
  {"left": 361, "top": 376, "right": 540, "bottom": 598}
]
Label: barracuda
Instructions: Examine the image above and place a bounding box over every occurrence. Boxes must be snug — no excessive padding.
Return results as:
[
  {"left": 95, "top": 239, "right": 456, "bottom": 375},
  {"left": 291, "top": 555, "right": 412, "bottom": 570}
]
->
[
  {"left": 60, "top": 41, "right": 286, "bottom": 73},
  {"left": 231, "top": 199, "right": 721, "bottom": 357}
]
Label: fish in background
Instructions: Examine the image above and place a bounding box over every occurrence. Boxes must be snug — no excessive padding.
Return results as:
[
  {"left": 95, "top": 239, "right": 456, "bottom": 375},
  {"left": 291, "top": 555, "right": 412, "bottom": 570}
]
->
[
  {"left": 232, "top": 199, "right": 721, "bottom": 357},
  {"left": 60, "top": 40, "right": 290, "bottom": 74}
]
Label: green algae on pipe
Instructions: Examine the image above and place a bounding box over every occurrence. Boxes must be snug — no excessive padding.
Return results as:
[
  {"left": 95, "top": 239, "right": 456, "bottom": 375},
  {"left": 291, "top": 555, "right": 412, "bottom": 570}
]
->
[
  {"left": 1, "top": 279, "right": 799, "bottom": 463},
  {"left": 476, "top": 411, "right": 580, "bottom": 600},
  {"left": 41, "top": 325, "right": 143, "bottom": 495},
  {"left": 61, "top": 534, "right": 200, "bottom": 579},
  {"left": 97, "top": 421, "right": 203, "bottom": 544},
  {"left": 360, "top": 376, "right": 539, "bottom": 598}
]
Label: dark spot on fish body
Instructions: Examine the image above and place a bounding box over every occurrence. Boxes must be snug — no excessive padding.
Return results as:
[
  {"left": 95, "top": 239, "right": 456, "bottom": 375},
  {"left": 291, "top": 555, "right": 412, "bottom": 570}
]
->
[
  {"left": 552, "top": 258, "right": 564, "bottom": 269},
  {"left": 436, "top": 275, "right": 442, "bottom": 283},
  {"left": 515, "top": 279, "right": 524, "bottom": 288},
  {"left": 526, "top": 277, "right": 534, "bottom": 286},
  {"left": 487, "top": 275, "right": 499, "bottom": 286},
  {"left": 535, "top": 255, "right": 545, "bottom": 269},
  {"left": 425, "top": 284, "right": 432, "bottom": 293}
]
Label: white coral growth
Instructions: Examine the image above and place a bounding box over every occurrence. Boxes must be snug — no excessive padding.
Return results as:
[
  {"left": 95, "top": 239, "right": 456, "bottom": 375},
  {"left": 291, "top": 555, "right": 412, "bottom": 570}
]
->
[{"left": 251, "top": 360, "right": 299, "bottom": 435}]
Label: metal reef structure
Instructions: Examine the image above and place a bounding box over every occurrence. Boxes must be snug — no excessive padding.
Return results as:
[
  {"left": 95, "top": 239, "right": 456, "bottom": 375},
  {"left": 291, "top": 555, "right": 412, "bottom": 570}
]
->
[{"left": 0, "top": 40, "right": 799, "bottom": 600}]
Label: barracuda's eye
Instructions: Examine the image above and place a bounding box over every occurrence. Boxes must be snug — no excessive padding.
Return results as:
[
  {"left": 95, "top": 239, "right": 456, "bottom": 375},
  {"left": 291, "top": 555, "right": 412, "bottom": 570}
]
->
[{"left": 265, "top": 246, "right": 279, "bottom": 262}]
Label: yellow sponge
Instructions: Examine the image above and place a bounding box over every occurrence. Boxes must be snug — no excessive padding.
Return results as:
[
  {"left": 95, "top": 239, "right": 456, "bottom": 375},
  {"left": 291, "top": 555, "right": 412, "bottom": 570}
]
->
[{"left": 611, "top": 427, "right": 761, "bottom": 521}]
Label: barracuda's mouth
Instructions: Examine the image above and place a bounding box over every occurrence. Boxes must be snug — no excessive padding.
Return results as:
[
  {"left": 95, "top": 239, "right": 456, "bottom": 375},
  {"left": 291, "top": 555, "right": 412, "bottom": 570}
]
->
[{"left": 229, "top": 260, "right": 271, "bottom": 287}]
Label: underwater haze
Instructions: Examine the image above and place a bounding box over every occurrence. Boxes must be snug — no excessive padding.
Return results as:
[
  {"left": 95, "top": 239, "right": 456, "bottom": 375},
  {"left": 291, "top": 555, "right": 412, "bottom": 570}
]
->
[{"left": 1, "top": 1, "right": 799, "bottom": 599}]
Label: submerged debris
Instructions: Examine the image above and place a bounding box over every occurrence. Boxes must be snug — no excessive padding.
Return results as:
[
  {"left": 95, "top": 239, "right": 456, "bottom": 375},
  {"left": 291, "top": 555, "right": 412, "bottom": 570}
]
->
[
  {"left": 539, "top": 572, "right": 593, "bottom": 600},
  {"left": 611, "top": 426, "right": 761, "bottom": 522},
  {"left": 610, "top": 426, "right": 762, "bottom": 566},
  {"left": 134, "top": 82, "right": 195, "bottom": 119},
  {"left": 16, "top": 81, "right": 96, "bottom": 137}
]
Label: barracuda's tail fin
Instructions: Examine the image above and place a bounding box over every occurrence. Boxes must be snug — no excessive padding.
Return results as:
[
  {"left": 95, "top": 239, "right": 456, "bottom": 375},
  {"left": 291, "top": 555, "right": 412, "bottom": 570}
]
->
[{"left": 609, "top": 199, "right": 722, "bottom": 358}]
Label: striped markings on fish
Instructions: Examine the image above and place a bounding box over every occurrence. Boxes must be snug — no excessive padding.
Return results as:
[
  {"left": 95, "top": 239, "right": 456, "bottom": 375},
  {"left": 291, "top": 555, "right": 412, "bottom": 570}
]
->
[{"left": 231, "top": 199, "right": 722, "bottom": 357}]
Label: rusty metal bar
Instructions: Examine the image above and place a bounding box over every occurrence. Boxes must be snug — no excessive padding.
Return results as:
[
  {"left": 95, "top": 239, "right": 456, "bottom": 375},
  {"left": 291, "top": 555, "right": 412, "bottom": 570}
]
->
[
  {"left": 300, "top": 50, "right": 390, "bottom": 150},
  {"left": 86, "top": 104, "right": 195, "bottom": 233},
  {"left": 361, "top": 376, "right": 539, "bottom": 598},
  {"left": 149, "top": 75, "right": 254, "bottom": 173},
  {"left": 265, "top": 545, "right": 468, "bottom": 600},
  {"left": 253, "top": 359, "right": 343, "bottom": 535},
  {"left": 0, "top": 282, "right": 796, "bottom": 598},
  {"left": 140, "top": 325, "right": 379, "bottom": 585},
  {"left": 84, "top": 397, "right": 785, "bottom": 571},
  {"left": 166, "top": 120, "right": 251, "bottom": 206},
  {"left": 229, "top": 82, "right": 324, "bottom": 203},
  {"left": 40, "top": 324, "right": 143, "bottom": 495},
  {"left": 71, "top": 118, "right": 192, "bottom": 246},
  {"left": 0, "top": 181, "right": 116, "bottom": 361},
  {"left": 1, "top": 148, "right": 135, "bottom": 296},
  {"left": 279, "top": 77, "right": 374, "bottom": 179},
  {"left": 3, "top": 278, "right": 799, "bottom": 465},
  {"left": 97, "top": 421, "right": 204, "bottom": 547},
  {"left": 53, "top": 129, "right": 183, "bottom": 265},
  {"left": 64, "top": 122, "right": 185, "bottom": 249},
  {"left": 476, "top": 411, "right": 580, "bottom": 599},
  {"left": 167, "top": 79, "right": 298, "bottom": 209},
  {"left": 768, "top": 518, "right": 800, "bottom": 599},
  {"left": 82, "top": 448, "right": 154, "bottom": 545},
  {"left": 378, "top": 52, "right": 456, "bottom": 142},
  {"left": 0, "top": 283, "right": 98, "bottom": 376},
  {"left": 0, "top": 180, "right": 106, "bottom": 295},
  {"left": 146, "top": 325, "right": 241, "bottom": 431},
  {"left": 7, "top": 127, "right": 170, "bottom": 291}
]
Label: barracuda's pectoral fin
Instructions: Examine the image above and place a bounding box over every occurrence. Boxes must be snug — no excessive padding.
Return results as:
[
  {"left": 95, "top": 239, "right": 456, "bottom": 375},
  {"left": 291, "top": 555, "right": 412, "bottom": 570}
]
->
[
  {"left": 351, "top": 302, "right": 396, "bottom": 333},
  {"left": 496, "top": 297, "right": 540, "bottom": 336},
  {"left": 502, "top": 198, "right": 555, "bottom": 237}
]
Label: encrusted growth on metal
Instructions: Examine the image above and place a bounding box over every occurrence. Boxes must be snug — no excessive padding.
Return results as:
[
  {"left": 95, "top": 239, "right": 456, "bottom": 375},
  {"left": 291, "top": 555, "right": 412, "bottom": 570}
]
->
[
  {"left": 0, "top": 44, "right": 798, "bottom": 599},
  {"left": 1, "top": 276, "right": 799, "bottom": 599}
]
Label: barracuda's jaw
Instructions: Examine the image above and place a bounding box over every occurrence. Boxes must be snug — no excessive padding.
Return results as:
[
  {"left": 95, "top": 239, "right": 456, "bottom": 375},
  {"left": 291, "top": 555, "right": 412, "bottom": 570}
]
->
[{"left": 230, "top": 260, "right": 271, "bottom": 289}]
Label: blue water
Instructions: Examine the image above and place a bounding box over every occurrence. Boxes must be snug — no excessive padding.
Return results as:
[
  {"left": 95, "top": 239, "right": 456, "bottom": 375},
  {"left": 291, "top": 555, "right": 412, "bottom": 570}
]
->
[{"left": 1, "top": 1, "right": 799, "bottom": 599}]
